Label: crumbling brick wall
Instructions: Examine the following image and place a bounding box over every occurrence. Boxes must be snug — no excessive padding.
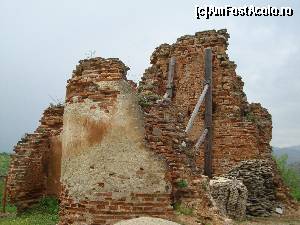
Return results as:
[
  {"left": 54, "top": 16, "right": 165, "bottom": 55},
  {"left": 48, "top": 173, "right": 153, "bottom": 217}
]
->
[
  {"left": 141, "top": 99, "right": 218, "bottom": 221},
  {"left": 138, "top": 29, "right": 272, "bottom": 175},
  {"left": 7, "top": 105, "right": 64, "bottom": 211},
  {"left": 7, "top": 29, "right": 292, "bottom": 223},
  {"left": 138, "top": 29, "right": 293, "bottom": 217},
  {"left": 59, "top": 58, "right": 179, "bottom": 225},
  {"left": 59, "top": 57, "right": 217, "bottom": 225}
]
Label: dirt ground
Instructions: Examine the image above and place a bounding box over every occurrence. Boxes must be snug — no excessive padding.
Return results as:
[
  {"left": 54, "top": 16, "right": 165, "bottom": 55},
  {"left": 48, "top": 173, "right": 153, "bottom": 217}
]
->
[
  {"left": 235, "top": 216, "right": 300, "bottom": 225},
  {"left": 234, "top": 209, "right": 300, "bottom": 225},
  {"left": 174, "top": 209, "right": 300, "bottom": 225}
]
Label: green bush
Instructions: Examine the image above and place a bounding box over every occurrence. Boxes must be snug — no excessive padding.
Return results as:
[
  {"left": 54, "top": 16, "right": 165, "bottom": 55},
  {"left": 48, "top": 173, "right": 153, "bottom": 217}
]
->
[
  {"left": 177, "top": 179, "right": 188, "bottom": 188},
  {"left": 36, "top": 197, "right": 59, "bottom": 214},
  {"left": 274, "top": 154, "right": 300, "bottom": 201},
  {"left": 138, "top": 95, "right": 152, "bottom": 108},
  {"left": 0, "top": 152, "right": 10, "bottom": 176}
]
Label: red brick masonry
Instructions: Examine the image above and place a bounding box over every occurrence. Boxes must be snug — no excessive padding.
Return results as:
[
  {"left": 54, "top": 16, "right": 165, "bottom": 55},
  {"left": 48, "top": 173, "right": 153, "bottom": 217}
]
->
[
  {"left": 6, "top": 29, "right": 292, "bottom": 224},
  {"left": 7, "top": 106, "right": 64, "bottom": 211}
]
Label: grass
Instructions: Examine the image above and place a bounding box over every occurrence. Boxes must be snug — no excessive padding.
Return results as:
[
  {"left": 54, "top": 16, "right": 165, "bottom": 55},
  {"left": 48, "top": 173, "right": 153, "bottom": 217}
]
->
[
  {"left": 173, "top": 202, "right": 193, "bottom": 215},
  {"left": 0, "top": 152, "right": 15, "bottom": 213},
  {"left": 0, "top": 197, "right": 59, "bottom": 225},
  {"left": 0, "top": 152, "right": 59, "bottom": 225}
]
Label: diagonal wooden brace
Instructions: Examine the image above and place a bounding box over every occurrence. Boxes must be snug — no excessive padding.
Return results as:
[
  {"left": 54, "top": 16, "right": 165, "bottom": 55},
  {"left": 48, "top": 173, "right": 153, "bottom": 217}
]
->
[
  {"left": 195, "top": 128, "right": 208, "bottom": 151},
  {"left": 185, "top": 84, "right": 209, "bottom": 133}
]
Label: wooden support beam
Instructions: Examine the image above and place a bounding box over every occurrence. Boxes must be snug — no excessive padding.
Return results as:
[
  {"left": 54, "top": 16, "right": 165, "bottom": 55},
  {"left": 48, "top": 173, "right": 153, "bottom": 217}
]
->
[
  {"left": 165, "top": 57, "right": 176, "bottom": 98},
  {"left": 195, "top": 128, "right": 208, "bottom": 151},
  {"left": 204, "top": 48, "right": 213, "bottom": 178},
  {"left": 185, "top": 84, "right": 209, "bottom": 133}
]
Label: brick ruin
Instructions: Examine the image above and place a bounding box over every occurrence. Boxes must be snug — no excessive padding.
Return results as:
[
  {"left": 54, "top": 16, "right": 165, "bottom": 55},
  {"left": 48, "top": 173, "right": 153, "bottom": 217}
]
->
[
  {"left": 137, "top": 29, "right": 292, "bottom": 217},
  {"left": 6, "top": 29, "right": 294, "bottom": 224},
  {"left": 7, "top": 106, "right": 63, "bottom": 211},
  {"left": 139, "top": 29, "right": 272, "bottom": 175}
]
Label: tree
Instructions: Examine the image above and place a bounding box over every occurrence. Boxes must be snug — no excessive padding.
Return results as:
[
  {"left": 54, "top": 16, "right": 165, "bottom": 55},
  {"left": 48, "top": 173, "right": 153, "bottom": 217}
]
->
[{"left": 274, "top": 154, "right": 300, "bottom": 201}]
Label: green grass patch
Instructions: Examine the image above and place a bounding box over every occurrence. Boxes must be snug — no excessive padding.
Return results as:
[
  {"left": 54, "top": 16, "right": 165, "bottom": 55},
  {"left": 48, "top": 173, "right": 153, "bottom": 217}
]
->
[
  {"left": 0, "top": 197, "right": 59, "bottom": 225},
  {"left": 0, "top": 152, "right": 16, "bottom": 213},
  {"left": 0, "top": 152, "right": 59, "bottom": 224},
  {"left": 173, "top": 202, "right": 193, "bottom": 215}
]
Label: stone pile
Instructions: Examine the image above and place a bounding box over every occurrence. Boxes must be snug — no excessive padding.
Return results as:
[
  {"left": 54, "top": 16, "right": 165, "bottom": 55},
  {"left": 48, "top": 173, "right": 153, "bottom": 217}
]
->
[
  {"left": 209, "top": 177, "right": 247, "bottom": 220},
  {"left": 225, "top": 160, "right": 281, "bottom": 217}
]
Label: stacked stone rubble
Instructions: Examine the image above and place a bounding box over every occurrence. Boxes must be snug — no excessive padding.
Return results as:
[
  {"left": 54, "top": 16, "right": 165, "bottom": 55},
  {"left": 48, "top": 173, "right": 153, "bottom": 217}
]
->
[
  {"left": 209, "top": 177, "right": 247, "bottom": 220},
  {"left": 7, "top": 105, "right": 64, "bottom": 211},
  {"left": 225, "top": 160, "right": 293, "bottom": 217}
]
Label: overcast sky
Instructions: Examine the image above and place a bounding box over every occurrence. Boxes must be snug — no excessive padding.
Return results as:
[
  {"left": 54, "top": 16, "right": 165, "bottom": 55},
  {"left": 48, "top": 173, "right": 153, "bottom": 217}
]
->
[{"left": 0, "top": 0, "right": 299, "bottom": 152}]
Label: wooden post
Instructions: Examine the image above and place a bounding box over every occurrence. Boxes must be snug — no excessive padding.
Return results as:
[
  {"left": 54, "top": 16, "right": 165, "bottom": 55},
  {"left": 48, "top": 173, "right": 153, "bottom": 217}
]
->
[
  {"left": 2, "top": 176, "right": 7, "bottom": 213},
  {"left": 166, "top": 57, "right": 176, "bottom": 98},
  {"left": 204, "top": 48, "right": 213, "bottom": 178}
]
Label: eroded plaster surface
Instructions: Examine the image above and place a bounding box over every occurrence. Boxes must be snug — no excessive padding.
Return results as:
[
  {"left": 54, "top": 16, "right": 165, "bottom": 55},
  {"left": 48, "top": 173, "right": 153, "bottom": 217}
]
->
[{"left": 61, "top": 80, "right": 171, "bottom": 200}]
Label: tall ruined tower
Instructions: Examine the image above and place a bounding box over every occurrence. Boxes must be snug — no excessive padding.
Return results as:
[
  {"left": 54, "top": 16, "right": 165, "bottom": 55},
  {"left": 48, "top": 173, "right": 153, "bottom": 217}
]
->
[
  {"left": 59, "top": 58, "right": 177, "bottom": 224},
  {"left": 138, "top": 29, "right": 272, "bottom": 175}
]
